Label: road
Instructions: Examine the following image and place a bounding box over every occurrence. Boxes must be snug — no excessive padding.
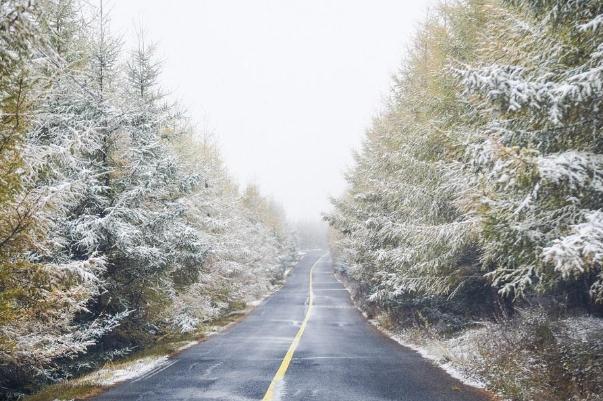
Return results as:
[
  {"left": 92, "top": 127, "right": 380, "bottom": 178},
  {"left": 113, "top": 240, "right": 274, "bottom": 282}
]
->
[{"left": 93, "top": 251, "right": 490, "bottom": 401}]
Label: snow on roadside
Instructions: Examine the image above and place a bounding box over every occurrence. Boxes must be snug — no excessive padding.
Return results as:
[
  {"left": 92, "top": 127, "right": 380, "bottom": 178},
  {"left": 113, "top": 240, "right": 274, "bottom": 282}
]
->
[
  {"left": 77, "top": 356, "right": 169, "bottom": 386},
  {"left": 176, "top": 341, "right": 199, "bottom": 352},
  {"left": 248, "top": 297, "right": 268, "bottom": 307},
  {"left": 72, "top": 340, "right": 210, "bottom": 387},
  {"left": 334, "top": 270, "right": 486, "bottom": 389},
  {"left": 248, "top": 252, "right": 304, "bottom": 307},
  {"left": 248, "top": 273, "right": 290, "bottom": 307},
  {"left": 369, "top": 321, "right": 487, "bottom": 389}
]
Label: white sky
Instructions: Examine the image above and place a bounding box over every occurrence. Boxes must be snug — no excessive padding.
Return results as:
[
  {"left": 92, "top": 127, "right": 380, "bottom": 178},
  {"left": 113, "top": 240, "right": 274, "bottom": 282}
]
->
[{"left": 110, "top": 1, "right": 433, "bottom": 221}]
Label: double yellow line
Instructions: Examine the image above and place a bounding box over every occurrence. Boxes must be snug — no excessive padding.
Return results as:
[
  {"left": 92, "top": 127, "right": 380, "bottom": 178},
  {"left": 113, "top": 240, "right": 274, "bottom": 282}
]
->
[{"left": 261, "top": 254, "right": 325, "bottom": 401}]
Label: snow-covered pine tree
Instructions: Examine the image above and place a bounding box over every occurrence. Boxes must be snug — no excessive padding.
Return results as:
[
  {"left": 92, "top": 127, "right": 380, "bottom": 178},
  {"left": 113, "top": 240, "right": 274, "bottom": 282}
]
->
[
  {"left": 2, "top": 0, "right": 296, "bottom": 394},
  {"left": 67, "top": 0, "right": 121, "bottom": 258},
  {"left": 1, "top": 1, "right": 121, "bottom": 394},
  {"left": 240, "top": 184, "right": 295, "bottom": 289},
  {"left": 0, "top": 0, "right": 39, "bottom": 298},
  {"left": 456, "top": 0, "right": 603, "bottom": 303},
  {"left": 97, "top": 32, "right": 207, "bottom": 343},
  {"left": 0, "top": 0, "right": 44, "bottom": 387}
]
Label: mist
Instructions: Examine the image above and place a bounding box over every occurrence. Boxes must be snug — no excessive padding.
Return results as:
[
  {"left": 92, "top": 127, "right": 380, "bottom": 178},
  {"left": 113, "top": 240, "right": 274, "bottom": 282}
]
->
[{"left": 110, "top": 0, "right": 433, "bottom": 222}]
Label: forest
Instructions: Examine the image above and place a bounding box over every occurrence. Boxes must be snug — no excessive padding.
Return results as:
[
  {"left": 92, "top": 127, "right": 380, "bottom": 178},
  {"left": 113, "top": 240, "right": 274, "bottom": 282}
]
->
[
  {"left": 0, "top": 1, "right": 297, "bottom": 399},
  {"left": 327, "top": 0, "right": 603, "bottom": 400}
]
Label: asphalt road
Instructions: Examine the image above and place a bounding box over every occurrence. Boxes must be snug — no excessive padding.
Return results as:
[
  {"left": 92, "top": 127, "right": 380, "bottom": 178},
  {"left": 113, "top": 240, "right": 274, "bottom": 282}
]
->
[{"left": 93, "top": 251, "right": 490, "bottom": 401}]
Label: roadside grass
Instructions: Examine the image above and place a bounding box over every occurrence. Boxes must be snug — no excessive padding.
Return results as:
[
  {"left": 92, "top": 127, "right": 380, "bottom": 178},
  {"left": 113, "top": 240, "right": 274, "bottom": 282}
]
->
[
  {"left": 24, "top": 307, "right": 249, "bottom": 401},
  {"left": 24, "top": 384, "right": 104, "bottom": 401},
  {"left": 371, "top": 307, "right": 603, "bottom": 401}
]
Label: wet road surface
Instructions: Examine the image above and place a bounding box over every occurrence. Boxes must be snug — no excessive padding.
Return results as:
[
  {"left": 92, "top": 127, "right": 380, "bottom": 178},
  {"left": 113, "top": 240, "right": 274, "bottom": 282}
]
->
[{"left": 93, "top": 250, "right": 490, "bottom": 401}]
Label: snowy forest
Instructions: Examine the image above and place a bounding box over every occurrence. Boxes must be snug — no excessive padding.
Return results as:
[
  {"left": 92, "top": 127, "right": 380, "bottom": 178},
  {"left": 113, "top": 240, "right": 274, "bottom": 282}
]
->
[
  {"left": 327, "top": 0, "right": 603, "bottom": 400},
  {"left": 0, "top": 0, "right": 297, "bottom": 398},
  {"left": 3, "top": 0, "right": 603, "bottom": 400}
]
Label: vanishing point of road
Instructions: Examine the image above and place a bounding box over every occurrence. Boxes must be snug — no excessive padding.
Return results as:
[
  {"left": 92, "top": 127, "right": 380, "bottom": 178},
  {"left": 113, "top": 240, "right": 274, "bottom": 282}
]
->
[{"left": 93, "top": 250, "right": 491, "bottom": 401}]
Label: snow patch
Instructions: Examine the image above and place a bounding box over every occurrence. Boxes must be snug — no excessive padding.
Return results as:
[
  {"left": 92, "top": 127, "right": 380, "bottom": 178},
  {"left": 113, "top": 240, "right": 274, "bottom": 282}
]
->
[
  {"left": 248, "top": 298, "right": 265, "bottom": 307},
  {"left": 176, "top": 341, "right": 198, "bottom": 352},
  {"left": 335, "top": 272, "right": 486, "bottom": 389},
  {"left": 78, "top": 356, "right": 169, "bottom": 386},
  {"left": 248, "top": 290, "right": 274, "bottom": 307},
  {"left": 368, "top": 321, "right": 486, "bottom": 389}
]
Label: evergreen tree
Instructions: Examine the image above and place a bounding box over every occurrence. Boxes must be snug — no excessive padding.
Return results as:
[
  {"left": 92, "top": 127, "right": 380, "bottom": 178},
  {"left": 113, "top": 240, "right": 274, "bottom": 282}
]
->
[
  {"left": 169, "top": 132, "right": 297, "bottom": 332},
  {"left": 1, "top": 1, "right": 118, "bottom": 394},
  {"left": 456, "top": 0, "right": 603, "bottom": 302},
  {"left": 98, "top": 34, "right": 207, "bottom": 342},
  {"left": 329, "top": 0, "right": 603, "bottom": 317}
]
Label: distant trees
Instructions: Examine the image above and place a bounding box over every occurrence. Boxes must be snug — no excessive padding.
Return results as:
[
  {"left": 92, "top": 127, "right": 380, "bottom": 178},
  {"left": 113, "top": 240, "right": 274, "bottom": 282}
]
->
[
  {"left": 328, "top": 0, "right": 603, "bottom": 320},
  {"left": 170, "top": 133, "right": 297, "bottom": 330},
  {"left": 294, "top": 219, "right": 328, "bottom": 250},
  {"left": 0, "top": 1, "right": 296, "bottom": 398}
]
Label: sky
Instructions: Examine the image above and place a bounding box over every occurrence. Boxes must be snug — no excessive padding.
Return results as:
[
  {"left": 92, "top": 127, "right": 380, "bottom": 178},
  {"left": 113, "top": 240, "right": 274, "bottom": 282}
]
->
[{"left": 110, "top": 0, "right": 433, "bottom": 222}]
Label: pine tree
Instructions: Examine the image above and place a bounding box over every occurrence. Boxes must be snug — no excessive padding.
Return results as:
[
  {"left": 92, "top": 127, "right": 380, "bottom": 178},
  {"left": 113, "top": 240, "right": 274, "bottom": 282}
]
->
[
  {"left": 456, "top": 0, "right": 603, "bottom": 303},
  {"left": 1, "top": 0, "right": 42, "bottom": 375},
  {"left": 1, "top": 0, "right": 298, "bottom": 395},
  {"left": 1, "top": 1, "right": 119, "bottom": 394},
  {"left": 94, "top": 32, "right": 208, "bottom": 343},
  {"left": 328, "top": 0, "right": 603, "bottom": 327}
]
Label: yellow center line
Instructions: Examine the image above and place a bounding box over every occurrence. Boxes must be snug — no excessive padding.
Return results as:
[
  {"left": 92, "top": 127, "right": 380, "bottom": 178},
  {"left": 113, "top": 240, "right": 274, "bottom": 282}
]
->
[{"left": 261, "top": 254, "right": 326, "bottom": 401}]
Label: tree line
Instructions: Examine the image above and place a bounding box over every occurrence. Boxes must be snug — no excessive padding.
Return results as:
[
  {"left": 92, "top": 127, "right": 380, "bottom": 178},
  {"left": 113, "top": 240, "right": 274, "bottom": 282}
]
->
[{"left": 0, "top": 1, "right": 296, "bottom": 398}]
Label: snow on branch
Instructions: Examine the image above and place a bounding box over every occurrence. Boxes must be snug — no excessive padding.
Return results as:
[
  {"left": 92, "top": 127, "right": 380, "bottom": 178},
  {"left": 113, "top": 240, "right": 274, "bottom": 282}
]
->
[
  {"left": 538, "top": 151, "right": 603, "bottom": 192},
  {"left": 456, "top": 61, "right": 603, "bottom": 125},
  {"left": 542, "top": 210, "right": 603, "bottom": 283},
  {"left": 578, "top": 14, "right": 603, "bottom": 32}
]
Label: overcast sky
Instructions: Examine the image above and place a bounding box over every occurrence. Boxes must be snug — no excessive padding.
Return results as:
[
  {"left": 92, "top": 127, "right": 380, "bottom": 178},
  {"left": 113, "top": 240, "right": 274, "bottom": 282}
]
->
[{"left": 110, "top": 0, "right": 433, "bottom": 222}]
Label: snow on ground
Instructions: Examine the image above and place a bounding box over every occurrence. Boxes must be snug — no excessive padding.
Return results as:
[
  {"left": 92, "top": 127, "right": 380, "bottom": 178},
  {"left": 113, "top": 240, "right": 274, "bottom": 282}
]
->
[
  {"left": 248, "top": 282, "right": 283, "bottom": 307},
  {"left": 176, "top": 341, "right": 199, "bottom": 352},
  {"left": 78, "top": 356, "right": 169, "bottom": 386},
  {"left": 369, "top": 321, "right": 487, "bottom": 389},
  {"left": 248, "top": 297, "right": 268, "bottom": 307},
  {"left": 334, "top": 272, "right": 486, "bottom": 389}
]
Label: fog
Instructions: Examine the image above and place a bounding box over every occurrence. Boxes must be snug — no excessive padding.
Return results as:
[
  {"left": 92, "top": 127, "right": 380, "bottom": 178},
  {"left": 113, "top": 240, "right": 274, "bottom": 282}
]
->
[{"left": 110, "top": 0, "right": 433, "bottom": 222}]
